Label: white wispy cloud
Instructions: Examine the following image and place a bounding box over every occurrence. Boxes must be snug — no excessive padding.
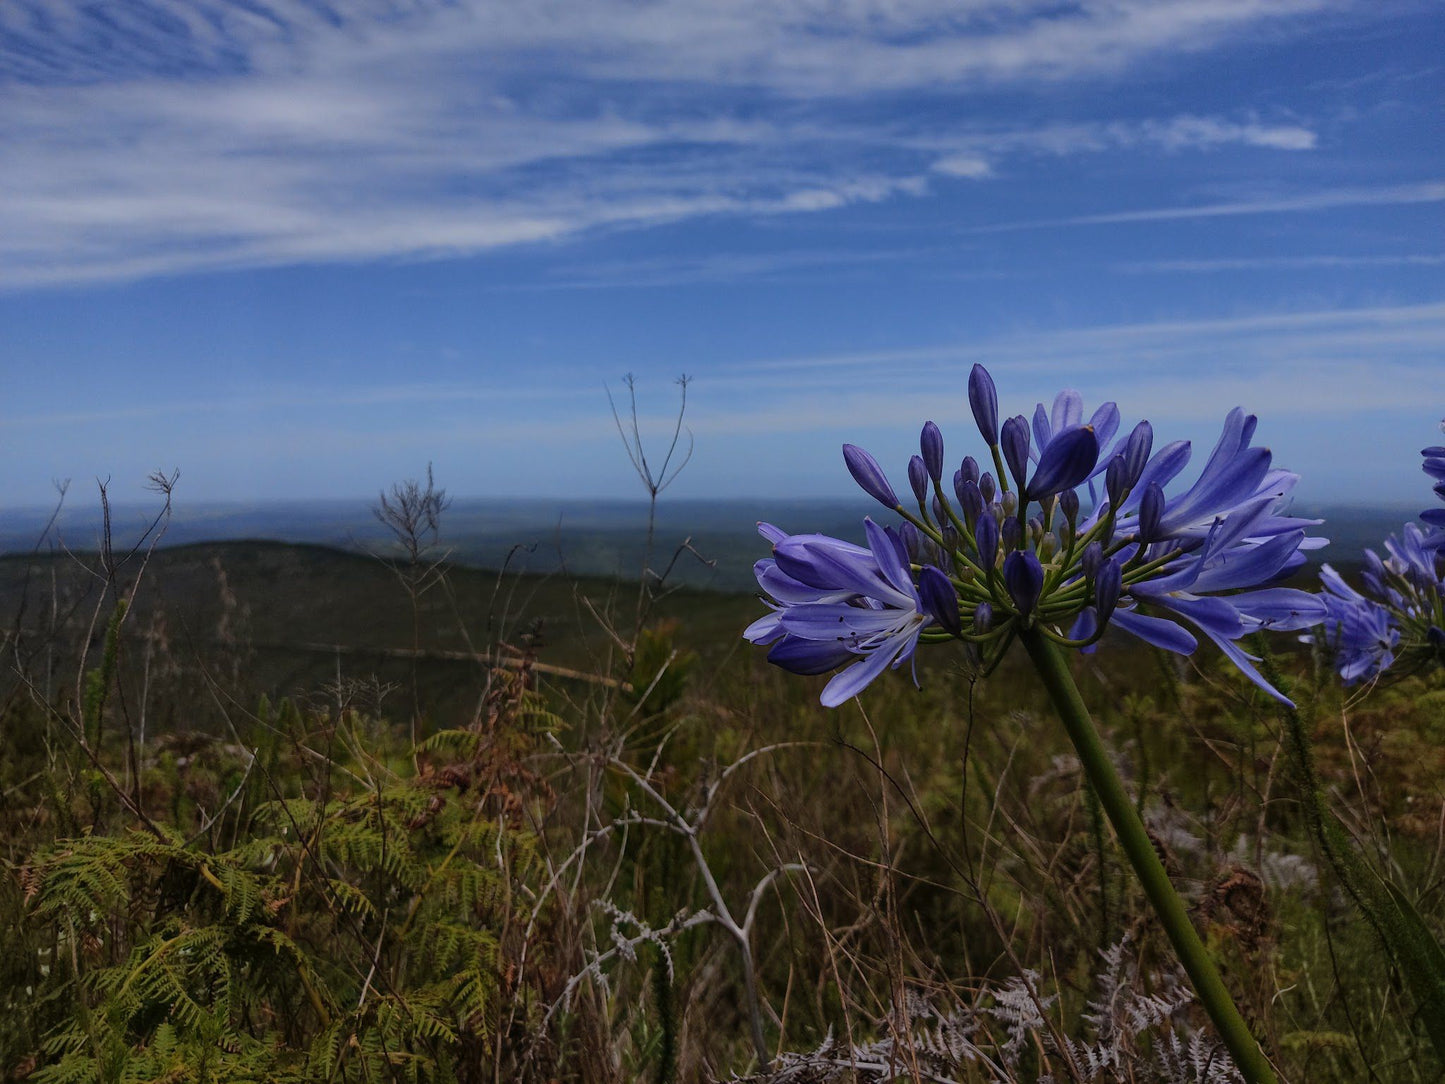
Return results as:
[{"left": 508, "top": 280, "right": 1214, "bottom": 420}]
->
[
  {"left": 972, "top": 181, "right": 1445, "bottom": 232},
  {"left": 714, "top": 299, "right": 1445, "bottom": 423},
  {"left": 0, "top": 0, "right": 1360, "bottom": 287},
  {"left": 1116, "top": 253, "right": 1445, "bottom": 273}
]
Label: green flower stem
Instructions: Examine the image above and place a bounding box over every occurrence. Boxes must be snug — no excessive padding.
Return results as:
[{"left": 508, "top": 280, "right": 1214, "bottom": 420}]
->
[{"left": 1018, "top": 628, "right": 1279, "bottom": 1084}]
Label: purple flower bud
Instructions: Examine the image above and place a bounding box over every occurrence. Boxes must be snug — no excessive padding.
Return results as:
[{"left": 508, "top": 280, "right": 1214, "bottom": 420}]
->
[
  {"left": 1000, "top": 416, "right": 1031, "bottom": 495},
  {"left": 960, "top": 455, "right": 980, "bottom": 486},
  {"left": 899, "top": 521, "right": 923, "bottom": 563},
  {"left": 1059, "top": 489, "right": 1080, "bottom": 524},
  {"left": 1026, "top": 424, "right": 1098, "bottom": 502},
  {"left": 1138, "top": 482, "right": 1165, "bottom": 543},
  {"left": 939, "top": 526, "right": 959, "bottom": 570},
  {"left": 908, "top": 455, "right": 929, "bottom": 503},
  {"left": 968, "top": 364, "right": 999, "bottom": 445},
  {"left": 843, "top": 444, "right": 898, "bottom": 508},
  {"left": 1105, "top": 455, "right": 1127, "bottom": 510},
  {"left": 975, "top": 513, "right": 999, "bottom": 571},
  {"left": 1001, "top": 490, "right": 1018, "bottom": 517},
  {"left": 1003, "top": 550, "right": 1044, "bottom": 619},
  {"left": 1423, "top": 446, "right": 1445, "bottom": 457},
  {"left": 1001, "top": 515, "right": 1022, "bottom": 553},
  {"left": 979, "top": 472, "right": 996, "bottom": 503},
  {"left": 920, "top": 421, "right": 945, "bottom": 484},
  {"left": 956, "top": 479, "right": 984, "bottom": 528},
  {"left": 1364, "top": 548, "right": 1386, "bottom": 579},
  {"left": 932, "top": 494, "right": 946, "bottom": 525},
  {"left": 918, "top": 565, "right": 962, "bottom": 636},
  {"left": 1095, "top": 558, "right": 1122, "bottom": 626},
  {"left": 1121, "top": 421, "right": 1153, "bottom": 489},
  {"left": 1424, "top": 456, "right": 1445, "bottom": 482},
  {"left": 1027, "top": 514, "right": 1044, "bottom": 537},
  {"left": 1081, "top": 540, "right": 1103, "bottom": 579},
  {"left": 974, "top": 602, "right": 993, "bottom": 632}
]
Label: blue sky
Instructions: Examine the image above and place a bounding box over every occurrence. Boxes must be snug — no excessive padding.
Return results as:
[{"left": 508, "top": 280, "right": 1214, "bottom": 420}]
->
[{"left": 1, "top": 0, "right": 1442, "bottom": 512}]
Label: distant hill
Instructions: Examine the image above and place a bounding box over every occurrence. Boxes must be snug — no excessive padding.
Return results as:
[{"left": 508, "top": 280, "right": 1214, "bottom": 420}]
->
[{"left": 0, "top": 495, "right": 1425, "bottom": 592}]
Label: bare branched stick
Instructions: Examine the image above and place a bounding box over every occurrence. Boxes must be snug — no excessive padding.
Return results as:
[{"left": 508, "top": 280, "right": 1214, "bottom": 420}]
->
[
  {"left": 370, "top": 463, "right": 452, "bottom": 754},
  {"left": 609, "top": 749, "right": 811, "bottom": 1070},
  {"left": 605, "top": 374, "right": 697, "bottom": 644}
]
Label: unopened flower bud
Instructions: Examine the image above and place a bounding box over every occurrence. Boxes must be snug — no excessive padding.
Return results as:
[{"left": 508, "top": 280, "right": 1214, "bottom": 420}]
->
[
  {"left": 979, "top": 472, "right": 996, "bottom": 503},
  {"left": 1138, "top": 482, "right": 1165, "bottom": 544},
  {"left": 920, "top": 421, "right": 945, "bottom": 484},
  {"left": 975, "top": 513, "right": 999, "bottom": 571},
  {"left": 1095, "top": 558, "right": 1122, "bottom": 625},
  {"left": 1121, "top": 421, "right": 1152, "bottom": 490},
  {"left": 1059, "top": 489, "right": 1079, "bottom": 525},
  {"left": 843, "top": 444, "right": 898, "bottom": 509},
  {"left": 1001, "top": 515, "right": 1022, "bottom": 553},
  {"left": 1001, "top": 490, "right": 1018, "bottom": 516},
  {"left": 940, "top": 523, "right": 961, "bottom": 563},
  {"left": 899, "top": 522, "right": 923, "bottom": 563},
  {"left": 1025, "top": 424, "right": 1098, "bottom": 502},
  {"left": 1003, "top": 550, "right": 1044, "bottom": 619},
  {"left": 973, "top": 601, "right": 993, "bottom": 632},
  {"left": 908, "top": 455, "right": 929, "bottom": 504},
  {"left": 1105, "top": 455, "right": 1127, "bottom": 510},
  {"left": 1039, "top": 531, "right": 1059, "bottom": 561},
  {"left": 1001, "top": 416, "right": 1031, "bottom": 495},
  {"left": 918, "top": 565, "right": 961, "bottom": 636},
  {"left": 957, "top": 479, "right": 984, "bottom": 528},
  {"left": 960, "top": 455, "right": 980, "bottom": 486},
  {"left": 968, "top": 364, "right": 999, "bottom": 446},
  {"left": 1081, "top": 540, "right": 1104, "bottom": 579}
]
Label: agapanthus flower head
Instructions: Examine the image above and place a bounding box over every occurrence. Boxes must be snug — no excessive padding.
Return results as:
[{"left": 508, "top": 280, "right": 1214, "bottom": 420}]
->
[
  {"left": 1424, "top": 443, "right": 1445, "bottom": 535},
  {"left": 1308, "top": 565, "right": 1401, "bottom": 684},
  {"left": 745, "top": 517, "right": 955, "bottom": 707},
  {"left": 750, "top": 364, "right": 1326, "bottom": 706},
  {"left": 1310, "top": 438, "right": 1445, "bottom": 683}
]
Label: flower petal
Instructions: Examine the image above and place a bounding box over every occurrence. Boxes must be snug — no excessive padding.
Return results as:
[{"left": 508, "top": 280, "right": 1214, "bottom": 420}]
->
[
  {"left": 1110, "top": 607, "right": 1198, "bottom": 654},
  {"left": 1026, "top": 424, "right": 1098, "bottom": 501},
  {"left": 768, "top": 636, "right": 855, "bottom": 676},
  {"left": 820, "top": 636, "right": 913, "bottom": 706}
]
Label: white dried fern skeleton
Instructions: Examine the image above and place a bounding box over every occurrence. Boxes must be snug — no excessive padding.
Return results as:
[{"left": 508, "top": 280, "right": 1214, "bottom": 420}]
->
[{"left": 729, "top": 937, "right": 1244, "bottom": 1084}]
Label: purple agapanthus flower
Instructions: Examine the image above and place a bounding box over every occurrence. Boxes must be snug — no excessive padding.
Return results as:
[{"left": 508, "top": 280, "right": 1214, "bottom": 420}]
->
[
  {"left": 1423, "top": 426, "right": 1445, "bottom": 537},
  {"left": 748, "top": 363, "right": 1327, "bottom": 705},
  {"left": 1308, "top": 566, "right": 1401, "bottom": 684},
  {"left": 745, "top": 517, "right": 956, "bottom": 708},
  {"left": 1308, "top": 437, "right": 1445, "bottom": 683}
]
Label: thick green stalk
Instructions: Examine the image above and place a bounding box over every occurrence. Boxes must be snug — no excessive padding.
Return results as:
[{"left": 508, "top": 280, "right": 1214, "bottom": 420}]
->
[{"left": 1019, "top": 629, "right": 1279, "bottom": 1084}]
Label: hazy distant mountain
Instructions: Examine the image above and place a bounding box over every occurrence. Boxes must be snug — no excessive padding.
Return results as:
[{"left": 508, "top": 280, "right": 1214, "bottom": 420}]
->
[{"left": 0, "top": 496, "right": 1425, "bottom": 592}]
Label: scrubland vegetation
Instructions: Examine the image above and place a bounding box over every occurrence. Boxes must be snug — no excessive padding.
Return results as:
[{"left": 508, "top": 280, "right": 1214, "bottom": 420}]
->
[{"left": 1, "top": 474, "right": 1442, "bottom": 1084}]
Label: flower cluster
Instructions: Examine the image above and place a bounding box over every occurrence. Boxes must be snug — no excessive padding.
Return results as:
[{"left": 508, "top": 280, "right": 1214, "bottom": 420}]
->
[
  {"left": 746, "top": 364, "right": 1326, "bottom": 706},
  {"left": 1312, "top": 437, "right": 1445, "bottom": 684}
]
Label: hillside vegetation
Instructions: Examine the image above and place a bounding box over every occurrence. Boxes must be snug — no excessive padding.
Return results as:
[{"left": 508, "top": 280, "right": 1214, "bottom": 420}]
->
[{"left": 2, "top": 533, "right": 1443, "bottom": 1082}]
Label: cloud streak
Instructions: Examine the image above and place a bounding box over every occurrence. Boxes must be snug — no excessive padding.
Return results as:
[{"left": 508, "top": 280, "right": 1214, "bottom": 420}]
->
[
  {"left": 0, "top": 0, "right": 1359, "bottom": 287},
  {"left": 972, "top": 181, "right": 1445, "bottom": 232}
]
